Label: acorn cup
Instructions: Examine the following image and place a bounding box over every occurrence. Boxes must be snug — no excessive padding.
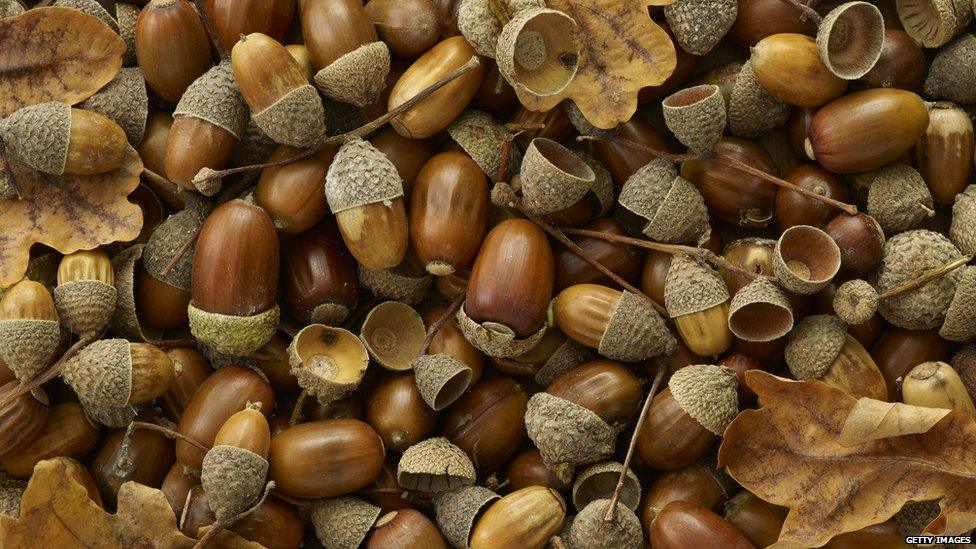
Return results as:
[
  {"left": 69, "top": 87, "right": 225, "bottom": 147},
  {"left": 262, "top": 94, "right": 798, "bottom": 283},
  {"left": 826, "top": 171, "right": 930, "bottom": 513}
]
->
[
  {"left": 326, "top": 138, "right": 409, "bottom": 271},
  {"left": 727, "top": 276, "right": 794, "bottom": 342},
  {"left": 359, "top": 301, "right": 426, "bottom": 371},
  {"left": 896, "top": 0, "right": 973, "bottom": 48},
  {"left": 115, "top": 3, "right": 139, "bottom": 66},
  {"left": 200, "top": 403, "right": 271, "bottom": 521},
  {"left": 0, "top": 280, "right": 62, "bottom": 383},
  {"left": 55, "top": 0, "right": 117, "bottom": 30},
  {"left": 412, "top": 354, "right": 473, "bottom": 411},
  {"left": 750, "top": 33, "right": 847, "bottom": 107},
  {"left": 951, "top": 185, "right": 976, "bottom": 255},
  {"left": 863, "top": 164, "right": 935, "bottom": 234},
  {"left": 288, "top": 324, "right": 369, "bottom": 405},
  {"left": 108, "top": 245, "right": 162, "bottom": 342},
  {"left": 359, "top": 259, "right": 434, "bottom": 306},
  {"left": 433, "top": 485, "right": 500, "bottom": 549},
  {"left": 0, "top": 103, "right": 128, "bottom": 175},
  {"left": 662, "top": 85, "right": 727, "bottom": 154},
  {"left": 310, "top": 496, "right": 382, "bottom": 549},
  {"left": 816, "top": 2, "right": 885, "bottom": 80},
  {"left": 665, "top": 254, "right": 732, "bottom": 357},
  {"left": 572, "top": 461, "right": 641, "bottom": 512},
  {"left": 81, "top": 399, "right": 141, "bottom": 429},
  {"left": 446, "top": 109, "right": 521, "bottom": 180},
  {"left": 727, "top": 60, "right": 791, "bottom": 139},
  {"left": 496, "top": 7, "right": 580, "bottom": 99},
  {"left": 469, "top": 486, "right": 566, "bottom": 549},
  {"left": 61, "top": 339, "right": 176, "bottom": 407},
  {"left": 618, "top": 159, "right": 709, "bottom": 245},
  {"left": 569, "top": 499, "right": 643, "bottom": 549},
  {"left": 664, "top": 0, "right": 737, "bottom": 55},
  {"left": 53, "top": 249, "right": 117, "bottom": 338},
  {"left": 457, "top": 0, "right": 544, "bottom": 58},
  {"left": 80, "top": 67, "right": 148, "bottom": 146},
  {"left": 0, "top": 0, "right": 23, "bottom": 18},
  {"left": 785, "top": 314, "right": 888, "bottom": 400},
  {"left": 529, "top": 332, "right": 592, "bottom": 386},
  {"left": 772, "top": 225, "right": 841, "bottom": 295},
  {"left": 519, "top": 138, "right": 595, "bottom": 216},
  {"left": 397, "top": 437, "right": 476, "bottom": 493},
  {"left": 924, "top": 33, "right": 976, "bottom": 105},
  {"left": 902, "top": 361, "right": 976, "bottom": 416},
  {"left": 941, "top": 266, "right": 976, "bottom": 341},
  {"left": 916, "top": 102, "right": 975, "bottom": 206}
]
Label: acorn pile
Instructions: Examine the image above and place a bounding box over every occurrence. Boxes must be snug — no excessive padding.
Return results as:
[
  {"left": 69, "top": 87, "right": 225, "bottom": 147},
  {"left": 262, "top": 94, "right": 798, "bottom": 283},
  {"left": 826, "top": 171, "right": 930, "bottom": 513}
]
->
[{"left": 2, "top": 0, "right": 976, "bottom": 547}]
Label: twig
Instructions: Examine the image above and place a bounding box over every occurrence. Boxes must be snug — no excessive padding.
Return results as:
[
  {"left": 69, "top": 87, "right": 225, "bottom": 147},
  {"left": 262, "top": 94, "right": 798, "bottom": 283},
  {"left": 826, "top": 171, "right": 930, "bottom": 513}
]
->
[
  {"left": 193, "top": 0, "right": 229, "bottom": 59},
  {"left": 779, "top": 0, "right": 822, "bottom": 24},
  {"left": 158, "top": 225, "right": 201, "bottom": 279},
  {"left": 142, "top": 168, "right": 184, "bottom": 197},
  {"left": 604, "top": 363, "right": 666, "bottom": 521},
  {"left": 127, "top": 421, "right": 211, "bottom": 454},
  {"left": 289, "top": 389, "right": 308, "bottom": 426},
  {"left": 155, "top": 338, "right": 198, "bottom": 349},
  {"left": 0, "top": 333, "right": 100, "bottom": 410},
  {"left": 878, "top": 255, "right": 972, "bottom": 299},
  {"left": 420, "top": 293, "right": 465, "bottom": 355},
  {"left": 192, "top": 481, "right": 276, "bottom": 548}
]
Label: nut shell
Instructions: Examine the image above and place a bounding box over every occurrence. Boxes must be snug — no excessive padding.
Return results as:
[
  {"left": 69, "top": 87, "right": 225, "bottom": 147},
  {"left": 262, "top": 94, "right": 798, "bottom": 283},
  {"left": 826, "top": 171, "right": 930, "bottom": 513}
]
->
[
  {"left": 571, "top": 461, "right": 640, "bottom": 513},
  {"left": 447, "top": 109, "right": 521, "bottom": 180},
  {"left": 816, "top": 2, "right": 885, "bottom": 80},
  {"left": 668, "top": 364, "right": 738, "bottom": 435},
  {"left": 950, "top": 185, "right": 976, "bottom": 255},
  {"left": 326, "top": 137, "right": 404, "bottom": 214},
  {"left": 833, "top": 279, "right": 879, "bottom": 326},
  {"left": 599, "top": 290, "right": 675, "bottom": 361},
  {"left": 662, "top": 84, "right": 727, "bottom": 154},
  {"left": 519, "top": 138, "right": 595, "bottom": 215},
  {"left": 728, "top": 60, "right": 790, "bottom": 138},
  {"left": 896, "top": 0, "right": 972, "bottom": 48},
  {"left": 397, "top": 437, "right": 476, "bottom": 493},
  {"left": 173, "top": 60, "right": 247, "bottom": 140},
  {"left": 0, "top": 102, "right": 71, "bottom": 175},
  {"left": 568, "top": 499, "right": 642, "bottom": 549},
  {"left": 865, "top": 164, "right": 934, "bottom": 233},
  {"left": 359, "top": 263, "right": 433, "bottom": 306},
  {"left": 495, "top": 8, "right": 580, "bottom": 98},
  {"left": 618, "top": 160, "right": 709, "bottom": 245},
  {"left": 456, "top": 303, "right": 548, "bottom": 359},
  {"left": 360, "top": 301, "right": 426, "bottom": 371}
]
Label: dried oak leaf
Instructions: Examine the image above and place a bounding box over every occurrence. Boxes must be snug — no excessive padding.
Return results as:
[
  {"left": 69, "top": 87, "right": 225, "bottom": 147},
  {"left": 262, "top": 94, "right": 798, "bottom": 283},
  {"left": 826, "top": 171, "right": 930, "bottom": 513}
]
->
[
  {"left": 0, "top": 458, "right": 263, "bottom": 548},
  {"left": 718, "top": 371, "right": 976, "bottom": 548},
  {"left": 516, "top": 0, "right": 677, "bottom": 129},
  {"left": 0, "top": 147, "right": 143, "bottom": 286}
]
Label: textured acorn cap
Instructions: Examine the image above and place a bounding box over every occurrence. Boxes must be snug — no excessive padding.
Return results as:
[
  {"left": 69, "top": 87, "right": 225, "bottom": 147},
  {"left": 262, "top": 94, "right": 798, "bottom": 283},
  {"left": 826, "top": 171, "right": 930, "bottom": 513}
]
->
[
  {"left": 520, "top": 138, "right": 595, "bottom": 215},
  {"left": 397, "top": 437, "right": 476, "bottom": 493},
  {"left": 358, "top": 263, "right": 432, "bottom": 306},
  {"left": 950, "top": 185, "right": 976, "bottom": 255},
  {"left": 229, "top": 117, "right": 277, "bottom": 167},
  {"left": 201, "top": 445, "right": 268, "bottom": 520},
  {"left": 662, "top": 85, "right": 727, "bottom": 154},
  {"left": 456, "top": 303, "right": 548, "bottom": 358},
  {"left": 287, "top": 324, "right": 368, "bottom": 405},
  {"left": 61, "top": 338, "right": 132, "bottom": 407},
  {"left": 865, "top": 164, "right": 934, "bottom": 234},
  {"left": 897, "top": 0, "right": 972, "bottom": 48},
  {"left": 534, "top": 337, "right": 590, "bottom": 387},
  {"left": 924, "top": 33, "right": 976, "bottom": 104},
  {"left": 326, "top": 137, "right": 404, "bottom": 214},
  {"left": 571, "top": 462, "right": 640, "bottom": 513},
  {"left": 524, "top": 392, "right": 616, "bottom": 472},
  {"left": 773, "top": 225, "right": 842, "bottom": 295},
  {"left": 564, "top": 100, "right": 615, "bottom": 139},
  {"left": 54, "top": 0, "right": 118, "bottom": 31},
  {"left": 833, "top": 279, "right": 879, "bottom": 326},
  {"left": 81, "top": 398, "right": 138, "bottom": 429},
  {"left": 0, "top": 0, "right": 24, "bottom": 18},
  {"left": 457, "top": 0, "right": 543, "bottom": 57},
  {"left": 116, "top": 3, "right": 138, "bottom": 65},
  {"left": 664, "top": 254, "right": 730, "bottom": 318},
  {"left": 80, "top": 67, "right": 147, "bottom": 145},
  {"left": 360, "top": 301, "right": 426, "bottom": 371},
  {"left": 940, "top": 266, "right": 976, "bottom": 341},
  {"left": 618, "top": 159, "right": 677, "bottom": 220},
  {"left": 144, "top": 204, "right": 209, "bottom": 291},
  {"left": 0, "top": 472, "right": 26, "bottom": 518},
  {"left": 0, "top": 319, "right": 62, "bottom": 383},
  {"left": 54, "top": 280, "right": 117, "bottom": 338},
  {"left": 619, "top": 161, "right": 709, "bottom": 245},
  {"left": 0, "top": 101, "right": 71, "bottom": 175},
  {"left": 109, "top": 244, "right": 162, "bottom": 342},
  {"left": 876, "top": 230, "right": 964, "bottom": 329},
  {"left": 727, "top": 277, "right": 794, "bottom": 342},
  {"left": 577, "top": 152, "right": 614, "bottom": 216},
  {"left": 665, "top": 0, "right": 738, "bottom": 55},
  {"left": 434, "top": 486, "right": 500, "bottom": 549},
  {"left": 187, "top": 303, "right": 280, "bottom": 357},
  {"left": 785, "top": 314, "right": 847, "bottom": 380},
  {"left": 728, "top": 60, "right": 791, "bottom": 138},
  {"left": 598, "top": 291, "right": 676, "bottom": 361},
  {"left": 252, "top": 83, "right": 326, "bottom": 147},
  {"left": 174, "top": 61, "right": 248, "bottom": 140},
  {"left": 669, "top": 364, "right": 739, "bottom": 435},
  {"left": 310, "top": 302, "right": 351, "bottom": 327},
  {"left": 447, "top": 110, "right": 521, "bottom": 180},
  {"left": 311, "top": 497, "right": 382, "bottom": 549},
  {"left": 496, "top": 7, "right": 580, "bottom": 98},
  {"left": 817, "top": 2, "right": 885, "bottom": 79},
  {"left": 568, "top": 500, "right": 643, "bottom": 549},
  {"left": 413, "top": 354, "right": 473, "bottom": 411},
  {"left": 313, "top": 41, "right": 390, "bottom": 108}
]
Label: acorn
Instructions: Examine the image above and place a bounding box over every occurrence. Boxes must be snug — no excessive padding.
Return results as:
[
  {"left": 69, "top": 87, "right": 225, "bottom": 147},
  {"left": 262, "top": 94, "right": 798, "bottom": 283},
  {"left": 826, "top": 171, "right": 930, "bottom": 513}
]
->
[
  {"left": 519, "top": 138, "right": 595, "bottom": 217},
  {"left": 370, "top": 128, "right": 436, "bottom": 198},
  {"left": 310, "top": 496, "right": 382, "bottom": 549},
  {"left": 751, "top": 33, "right": 847, "bottom": 107},
  {"left": 446, "top": 109, "right": 520, "bottom": 180},
  {"left": 727, "top": 60, "right": 791, "bottom": 139},
  {"left": 397, "top": 436, "right": 476, "bottom": 493},
  {"left": 52, "top": 248, "right": 116, "bottom": 338},
  {"left": 873, "top": 326, "right": 954, "bottom": 399},
  {"left": 665, "top": 254, "right": 732, "bottom": 357},
  {"left": 902, "top": 361, "right": 976, "bottom": 417},
  {"left": 206, "top": 0, "right": 295, "bottom": 52},
  {"left": 772, "top": 225, "right": 841, "bottom": 295},
  {"left": 941, "top": 266, "right": 976, "bottom": 341},
  {"left": 862, "top": 164, "right": 936, "bottom": 234},
  {"left": 0, "top": 382, "right": 49, "bottom": 460},
  {"left": 785, "top": 314, "right": 888, "bottom": 400},
  {"left": 61, "top": 339, "right": 175, "bottom": 407},
  {"left": 728, "top": 0, "right": 816, "bottom": 46},
  {"left": 433, "top": 485, "right": 500, "bottom": 548},
  {"left": 496, "top": 7, "right": 579, "bottom": 99},
  {"left": 231, "top": 32, "right": 326, "bottom": 147},
  {"left": 470, "top": 486, "right": 565, "bottom": 549},
  {"left": 555, "top": 218, "right": 641, "bottom": 291},
  {"left": 641, "top": 459, "right": 734, "bottom": 524},
  {"left": 825, "top": 212, "right": 887, "bottom": 277},
  {"left": 636, "top": 365, "right": 739, "bottom": 470},
  {"left": 280, "top": 220, "right": 357, "bottom": 326},
  {"left": 1, "top": 403, "right": 100, "bottom": 479},
  {"left": 359, "top": 255, "right": 434, "bottom": 306},
  {"left": 0, "top": 280, "right": 63, "bottom": 383},
  {"left": 255, "top": 145, "right": 334, "bottom": 233},
  {"left": 775, "top": 165, "right": 851, "bottom": 231},
  {"left": 665, "top": 0, "right": 737, "bottom": 55},
  {"left": 160, "top": 347, "right": 212, "bottom": 421},
  {"left": 572, "top": 461, "right": 640, "bottom": 512},
  {"left": 365, "top": 371, "right": 437, "bottom": 452},
  {"left": 440, "top": 377, "right": 527, "bottom": 473},
  {"left": 366, "top": 0, "right": 440, "bottom": 57},
  {"left": 924, "top": 33, "right": 976, "bottom": 104},
  {"left": 425, "top": 303, "right": 487, "bottom": 385},
  {"left": 915, "top": 102, "right": 974, "bottom": 205},
  {"left": 91, "top": 425, "right": 174, "bottom": 509},
  {"left": 862, "top": 30, "right": 926, "bottom": 91},
  {"left": 0, "top": 103, "right": 128, "bottom": 175},
  {"left": 80, "top": 67, "right": 148, "bottom": 146},
  {"left": 365, "top": 508, "right": 448, "bottom": 549},
  {"left": 134, "top": 0, "right": 211, "bottom": 104},
  {"left": 456, "top": 0, "right": 543, "bottom": 57},
  {"left": 188, "top": 199, "right": 280, "bottom": 357},
  {"left": 619, "top": 159, "right": 709, "bottom": 245},
  {"left": 288, "top": 324, "right": 369, "bottom": 405},
  {"left": 569, "top": 499, "right": 642, "bottom": 549},
  {"left": 723, "top": 491, "right": 788, "bottom": 548},
  {"left": 896, "top": 0, "right": 972, "bottom": 48},
  {"left": 816, "top": 2, "right": 885, "bottom": 80},
  {"left": 360, "top": 301, "right": 426, "bottom": 371},
  {"left": 506, "top": 448, "right": 569, "bottom": 492},
  {"left": 650, "top": 500, "right": 755, "bottom": 549},
  {"left": 662, "top": 85, "right": 727, "bottom": 154},
  {"left": 200, "top": 403, "right": 270, "bottom": 520}
]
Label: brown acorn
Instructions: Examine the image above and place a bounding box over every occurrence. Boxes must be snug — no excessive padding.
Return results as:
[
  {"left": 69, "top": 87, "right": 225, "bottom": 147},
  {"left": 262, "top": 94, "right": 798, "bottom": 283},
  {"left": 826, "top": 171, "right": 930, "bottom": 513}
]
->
[
  {"left": 92, "top": 427, "right": 174, "bottom": 509},
  {"left": 873, "top": 326, "right": 953, "bottom": 399},
  {"left": 288, "top": 324, "right": 370, "bottom": 405},
  {"left": 366, "top": 371, "right": 437, "bottom": 452},
  {"left": 862, "top": 30, "right": 926, "bottom": 91},
  {"left": 206, "top": 0, "right": 295, "bottom": 52},
  {"left": 366, "top": 0, "right": 440, "bottom": 57},
  {"left": 370, "top": 128, "right": 436, "bottom": 198},
  {"left": 505, "top": 448, "right": 570, "bottom": 492},
  {"left": 53, "top": 248, "right": 117, "bottom": 338},
  {"left": 774, "top": 165, "right": 851, "bottom": 231},
  {"left": 1, "top": 403, "right": 100, "bottom": 479},
  {"left": 469, "top": 486, "right": 565, "bottom": 549},
  {"left": 160, "top": 347, "right": 212, "bottom": 421},
  {"left": 825, "top": 213, "right": 886, "bottom": 278},
  {"left": 723, "top": 491, "right": 788, "bottom": 548},
  {"left": 751, "top": 33, "right": 847, "bottom": 106},
  {"left": 650, "top": 500, "right": 755, "bottom": 549},
  {"left": 366, "top": 508, "right": 448, "bottom": 549},
  {"left": 397, "top": 436, "right": 476, "bottom": 493},
  {"left": 161, "top": 462, "right": 198, "bottom": 514},
  {"left": 256, "top": 145, "right": 336, "bottom": 234},
  {"left": 728, "top": 0, "right": 816, "bottom": 46},
  {"left": 665, "top": 254, "right": 732, "bottom": 357},
  {"left": 915, "top": 102, "right": 974, "bottom": 205},
  {"left": 641, "top": 461, "right": 734, "bottom": 524},
  {"left": 555, "top": 218, "right": 642, "bottom": 291},
  {"left": 61, "top": 339, "right": 175, "bottom": 407},
  {"left": 0, "top": 280, "right": 62, "bottom": 383},
  {"left": 901, "top": 361, "right": 976, "bottom": 417},
  {"left": 0, "top": 382, "right": 48, "bottom": 460},
  {"left": 280, "top": 219, "right": 358, "bottom": 326},
  {"left": 200, "top": 403, "right": 271, "bottom": 520},
  {"left": 441, "top": 377, "right": 527, "bottom": 474},
  {"left": 135, "top": 0, "right": 212, "bottom": 104}
]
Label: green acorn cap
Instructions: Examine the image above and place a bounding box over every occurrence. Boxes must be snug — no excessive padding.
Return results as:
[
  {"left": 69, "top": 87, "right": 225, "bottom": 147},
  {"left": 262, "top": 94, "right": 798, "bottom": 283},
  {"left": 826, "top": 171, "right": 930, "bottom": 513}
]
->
[
  {"left": 311, "top": 496, "right": 382, "bottom": 549},
  {"left": 524, "top": 392, "right": 615, "bottom": 474},
  {"left": 568, "top": 499, "right": 643, "bottom": 549},
  {"left": 456, "top": 302, "right": 548, "bottom": 358},
  {"left": 598, "top": 291, "right": 676, "bottom": 361},
  {"left": 950, "top": 185, "right": 976, "bottom": 255},
  {"left": 785, "top": 314, "right": 846, "bottom": 380},
  {"left": 326, "top": 137, "right": 404, "bottom": 214},
  {"left": 865, "top": 164, "right": 934, "bottom": 233},
  {"left": 665, "top": 0, "right": 738, "bottom": 55},
  {"left": 252, "top": 83, "right": 326, "bottom": 147},
  {"left": 397, "top": 437, "right": 476, "bottom": 493},
  {"left": 314, "top": 41, "right": 391, "bottom": 108},
  {"left": 0, "top": 319, "right": 62, "bottom": 383},
  {"left": 187, "top": 303, "right": 280, "bottom": 357},
  {"left": 668, "top": 364, "right": 739, "bottom": 435},
  {"left": 662, "top": 84, "right": 727, "bottom": 154},
  {"left": 924, "top": 33, "right": 976, "bottom": 104},
  {"left": 80, "top": 67, "right": 148, "bottom": 146},
  {"left": 200, "top": 444, "right": 268, "bottom": 520},
  {"left": 833, "top": 279, "right": 879, "bottom": 326},
  {"left": 940, "top": 266, "right": 976, "bottom": 341},
  {"left": 664, "top": 254, "right": 729, "bottom": 318},
  {"left": 571, "top": 461, "right": 641, "bottom": 513},
  {"left": 447, "top": 109, "right": 521, "bottom": 180},
  {"left": 53, "top": 280, "right": 117, "bottom": 338},
  {"left": 728, "top": 60, "right": 791, "bottom": 138},
  {"left": 174, "top": 61, "right": 248, "bottom": 140},
  {"left": 0, "top": 101, "right": 71, "bottom": 175},
  {"left": 413, "top": 354, "right": 473, "bottom": 411},
  {"left": 434, "top": 486, "right": 500, "bottom": 549}
]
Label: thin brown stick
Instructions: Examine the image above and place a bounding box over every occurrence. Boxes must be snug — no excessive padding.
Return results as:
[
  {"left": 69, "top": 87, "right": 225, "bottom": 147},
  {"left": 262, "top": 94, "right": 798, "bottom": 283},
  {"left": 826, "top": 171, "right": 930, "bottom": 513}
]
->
[
  {"left": 503, "top": 122, "right": 546, "bottom": 132},
  {"left": 779, "top": 0, "right": 822, "bottom": 23},
  {"left": 289, "top": 389, "right": 308, "bottom": 426},
  {"left": 142, "top": 168, "right": 183, "bottom": 197},
  {"left": 158, "top": 225, "right": 201, "bottom": 279},
  {"left": 605, "top": 363, "right": 667, "bottom": 521},
  {"left": 420, "top": 293, "right": 465, "bottom": 355},
  {"left": 128, "top": 421, "right": 211, "bottom": 454},
  {"left": 193, "top": 0, "right": 229, "bottom": 59},
  {"left": 192, "top": 481, "right": 276, "bottom": 548},
  {"left": 154, "top": 338, "right": 198, "bottom": 349},
  {"left": 0, "top": 333, "right": 99, "bottom": 410},
  {"left": 878, "top": 255, "right": 972, "bottom": 299}
]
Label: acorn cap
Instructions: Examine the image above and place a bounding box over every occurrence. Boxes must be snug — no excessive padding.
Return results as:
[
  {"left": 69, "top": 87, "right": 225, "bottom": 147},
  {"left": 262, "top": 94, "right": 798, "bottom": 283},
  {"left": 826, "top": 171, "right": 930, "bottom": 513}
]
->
[
  {"left": 413, "top": 354, "right": 473, "bottom": 411},
  {"left": 940, "top": 266, "right": 976, "bottom": 341},
  {"left": 311, "top": 497, "right": 382, "bottom": 549},
  {"left": 773, "top": 225, "right": 842, "bottom": 295},
  {"left": 287, "top": 324, "right": 369, "bottom": 405},
  {"left": 571, "top": 461, "right": 641, "bottom": 513},
  {"left": 359, "top": 301, "right": 426, "bottom": 371},
  {"left": 0, "top": 472, "right": 26, "bottom": 519},
  {"left": 664, "top": 254, "right": 730, "bottom": 318},
  {"left": 434, "top": 485, "right": 500, "bottom": 549},
  {"left": 200, "top": 444, "right": 268, "bottom": 521},
  {"left": 662, "top": 85, "right": 727, "bottom": 154},
  {"left": 534, "top": 337, "right": 590, "bottom": 387},
  {"left": 0, "top": 101, "right": 71, "bottom": 175},
  {"left": 311, "top": 302, "right": 351, "bottom": 327},
  {"left": 187, "top": 302, "right": 280, "bottom": 357},
  {"left": 144, "top": 204, "right": 209, "bottom": 291},
  {"left": 80, "top": 67, "right": 147, "bottom": 145},
  {"left": 833, "top": 279, "right": 879, "bottom": 326},
  {"left": 397, "top": 437, "right": 477, "bottom": 493},
  {"left": 619, "top": 161, "right": 709, "bottom": 245},
  {"left": 598, "top": 291, "right": 676, "bottom": 361},
  {"left": 524, "top": 392, "right": 616, "bottom": 472},
  {"left": 358, "top": 263, "right": 432, "bottom": 306},
  {"left": 876, "top": 230, "right": 964, "bottom": 329},
  {"left": 496, "top": 7, "right": 580, "bottom": 98},
  {"left": 54, "top": 0, "right": 118, "bottom": 31},
  {"left": 229, "top": 117, "right": 277, "bottom": 167},
  {"left": 61, "top": 338, "right": 132, "bottom": 407},
  {"left": 457, "top": 0, "right": 544, "bottom": 57},
  {"left": 950, "top": 185, "right": 976, "bottom": 255},
  {"left": 577, "top": 152, "right": 614, "bottom": 216},
  {"left": 785, "top": 314, "right": 847, "bottom": 380},
  {"left": 897, "top": 0, "right": 972, "bottom": 48},
  {"left": 251, "top": 83, "right": 326, "bottom": 147},
  {"left": 456, "top": 303, "right": 547, "bottom": 358},
  {"left": 0, "top": 0, "right": 24, "bottom": 18},
  {"left": 668, "top": 364, "right": 739, "bottom": 435},
  {"left": 53, "top": 280, "right": 117, "bottom": 338},
  {"left": 322, "top": 96, "right": 371, "bottom": 136},
  {"left": 618, "top": 159, "right": 678, "bottom": 220},
  {"left": 326, "top": 137, "right": 404, "bottom": 214},
  {"left": 817, "top": 2, "right": 885, "bottom": 79},
  {"left": 174, "top": 60, "right": 248, "bottom": 140},
  {"left": 924, "top": 33, "right": 976, "bottom": 104},
  {"left": 447, "top": 110, "right": 521, "bottom": 180},
  {"left": 116, "top": 3, "right": 138, "bottom": 66},
  {"left": 109, "top": 244, "right": 161, "bottom": 343},
  {"left": 519, "top": 138, "right": 595, "bottom": 215},
  {"left": 80, "top": 398, "right": 138, "bottom": 429},
  {"left": 564, "top": 100, "right": 615, "bottom": 139},
  {"left": 727, "top": 277, "right": 794, "bottom": 342},
  {"left": 568, "top": 499, "right": 643, "bottom": 549},
  {"left": 865, "top": 164, "right": 934, "bottom": 233},
  {"left": 0, "top": 319, "right": 62, "bottom": 383},
  {"left": 728, "top": 60, "right": 791, "bottom": 138},
  {"left": 313, "top": 41, "right": 391, "bottom": 108},
  {"left": 665, "top": 0, "right": 738, "bottom": 55}
]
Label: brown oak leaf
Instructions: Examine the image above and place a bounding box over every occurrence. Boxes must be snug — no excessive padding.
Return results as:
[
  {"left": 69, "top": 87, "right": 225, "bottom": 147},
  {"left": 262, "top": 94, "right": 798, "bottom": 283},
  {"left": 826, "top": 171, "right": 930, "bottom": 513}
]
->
[
  {"left": 718, "top": 371, "right": 976, "bottom": 548},
  {"left": 516, "top": 0, "right": 677, "bottom": 129}
]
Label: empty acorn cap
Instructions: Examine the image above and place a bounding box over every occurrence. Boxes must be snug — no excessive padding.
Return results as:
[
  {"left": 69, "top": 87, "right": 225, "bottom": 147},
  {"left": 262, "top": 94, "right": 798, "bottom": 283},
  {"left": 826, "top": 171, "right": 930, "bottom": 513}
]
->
[
  {"left": 496, "top": 7, "right": 580, "bottom": 98},
  {"left": 617, "top": 159, "right": 709, "bottom": 245},
  {"left": 412, "top": 354, "right": 473, "bottom": 411},
  {"left": 924, "top": 33, "right": 976, "bottom": 104},
  {"left": 664, "top": 254, "right": 730, "bottom": 318},
  {"left": 457, "top": 0, "right": 544, "bottom": 57},
  {"left": 0, "top": 101, "right": 71, "bottom": 175},
  {"left": 314, "top": 41, "right": 391, "bottom": 108},
  {"left": 174, "top": 60, "right": 248, "bottom": 140},
  {"left": 311, "top": 496, "right": 382, "bottom": 549},
  {"left": 143, "top": 201, "right": 209, "bottom": 291},
  {"left": 669, "top": 364, "right": 739, "bottom": 435},
  {"left": 519, "top": 138, "right": 595, "bottom": 215},
  {"left": 662, "top": 85, "right": 727, "bottom": 154},
  {"left": 773, "top": 225, "right": 842, "bottom": 295},
  {"left": 833, "top": 279, "right": 879, "bottom": 326},
  {"left": 950, "top": 185, "right": 976, "bottom": 255},
  {"left": 201, "top": 444, "right": 268, "bottom": 520},
  {"left": 534, "top": 337, "right": 590, "bottom": 387},
  {"left": 434, "top": 485, "right": 500, "bottom": 549},
  {"left": 569, "top": 499, "right": 643, "bottom": 549},
  {"left": 358, "top": 263, "right": 433, "bottom": 306},
  {"left": 727, "top": 277, "right": 794, "bottom": 342},
  {"left": 896, "top": 0, "right": 972, "bottom": 48},
  {"left": 109, "top": 245, "right": 161, "bottom": 342},
  {"left": 665, "top": 0, "right": 738, "bottom": 55},
  {"left": 80, "top": 398, "right": 138, "bottom": 429},
  {"left": 397, "top": 437, "right": 476, "bottom": 493},
  {"left": 865, "top": 164, "right": 934, "bottom": 233},
  {"left": 524, "top": 392, "right": 616, "bottom": 473},
  {"left": 53, "top": 280, "right": 117, "bottom": 338},
  {"left": 0, "top": 0, "right": 24, "bottom": 18},
  {"left": 0, "top": 319, "right": 62, "bottom": 383},
  {"left": 326, "top": 137, "right": 404, "bottom": 214},
  {"left": 54, "top": 0, "right": 118, "bottom": 31},
  {"left": 785, "top": 314, "right": 847, "bottom": 380},
  {"left": 187, "top": 303, "right": 280, "bottom": 357},
  {"left": 598, "top": 291, "right": 676, "bottom": 362},
  {"left": 251, "top": 83, "right": 326, "bottom": 147},
  {"left": 447, "top": 109, "right": 521, "bottom": 180},
  {"left": 359, "top": 301, "right": 426, "bottom": 371},
  {"left": 577, "top": 152, "right": 615, "bottom": 217},
  {"left": 288, "top": 324, "right": 369, "bottom": 405},
  {"left": 116, "top": 3, "right": 138, "bottom": 65},
  {"left": 456, "top": 303, "right": 548, "bottom": 358},
  {"left": 80, "top": 67, "right": 148, "bottom": 146},
  {"left": 572, "top": 462, "right": 641, "bottom": 513},
  {"left": 0, "top": 472, "right": 26, "bottom": 518},
  {"left": 940, "top": 266, "right": 976, "bottom": 341},
  {"left": 817, "top": 2, "right": 885, "bottom": 79},
  {"left": 728, "top": 60, "right": 791, "bottom": 138}
]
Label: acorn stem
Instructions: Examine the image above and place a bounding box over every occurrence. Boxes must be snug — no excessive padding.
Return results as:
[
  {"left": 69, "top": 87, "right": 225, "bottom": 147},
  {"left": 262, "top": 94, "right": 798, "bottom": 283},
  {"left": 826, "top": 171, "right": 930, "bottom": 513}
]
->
[
  {"left": 142, "top": 168, "right": 185, "bottom": 197},
  {"left": 158, "top": 224, "right": 202, "bottom": 279},
  {"left": 191, "top": 481, "right": 276, "bottom": 549},
  {"left": 289, "top": 388, "right": 308, "bottom": 426},
  {"left": 0, "top": 332, "right": 101, "bottom": 410},
  {"left": 127, "top": 421, "right": 211, "bottom": 453},
  {"left": 779, "top": 0, "right": 822, "bottom": 24},
  {"left": 877, "top": 255, "right": 972, "bottom": 299},
  {"left": 420, "top": 292, "right": 465, "bottom": 355},
  {"left": 192, "top": 0, "right": 229, "bottom": 59}
]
